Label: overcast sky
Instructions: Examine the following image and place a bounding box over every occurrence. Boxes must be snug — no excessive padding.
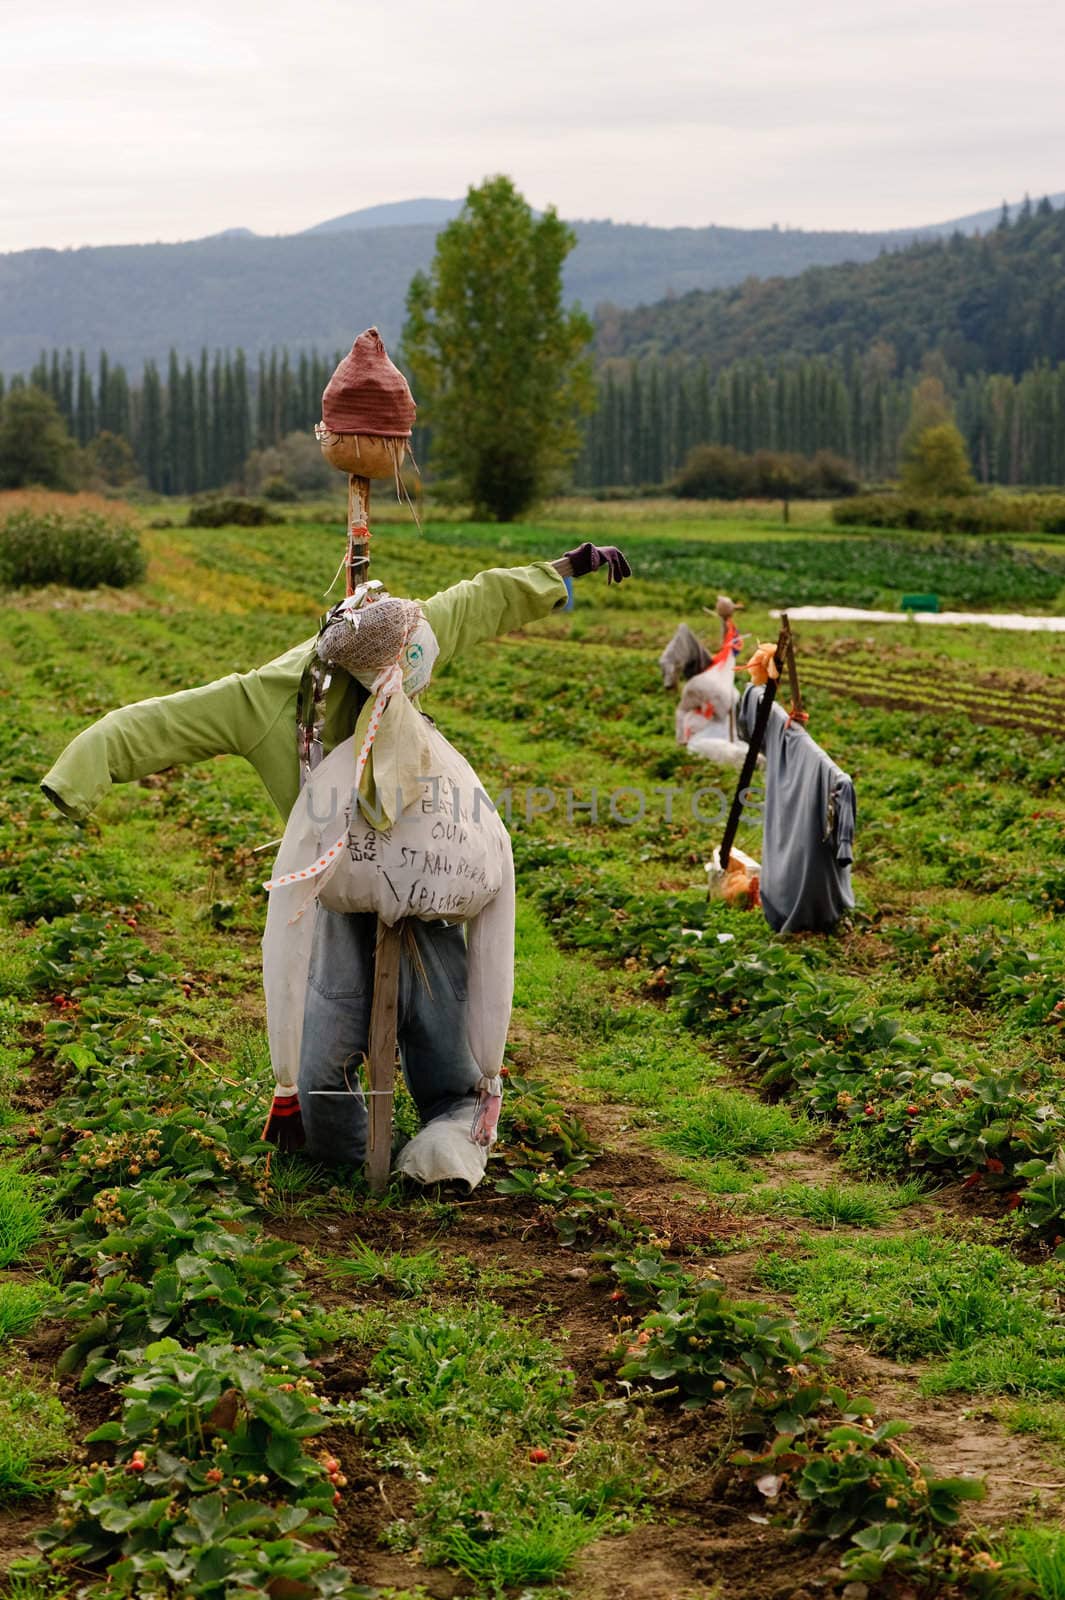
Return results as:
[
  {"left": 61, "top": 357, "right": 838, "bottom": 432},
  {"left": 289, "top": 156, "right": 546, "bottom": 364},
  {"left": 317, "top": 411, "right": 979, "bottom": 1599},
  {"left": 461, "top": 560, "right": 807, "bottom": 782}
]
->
[{"left": 3, "top": 0, "right": 1063, "bottom": 252}]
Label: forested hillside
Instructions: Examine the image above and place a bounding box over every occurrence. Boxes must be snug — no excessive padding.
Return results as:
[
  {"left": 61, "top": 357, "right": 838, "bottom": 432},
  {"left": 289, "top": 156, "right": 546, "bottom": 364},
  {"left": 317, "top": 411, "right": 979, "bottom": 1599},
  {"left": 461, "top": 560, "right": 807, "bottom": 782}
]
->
[
  {"left": 0, "top": 216, "right": 937, "bottom": 374},
  {"left": 599, "top": 201, "right": 1065, "bottom": 377}
]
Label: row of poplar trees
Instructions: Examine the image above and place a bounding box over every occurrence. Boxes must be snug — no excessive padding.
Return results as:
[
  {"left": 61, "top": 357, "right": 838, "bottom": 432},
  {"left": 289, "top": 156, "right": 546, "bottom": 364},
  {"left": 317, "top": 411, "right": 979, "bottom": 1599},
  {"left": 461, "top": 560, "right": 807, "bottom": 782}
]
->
[
  {"left": 576, "top": 354, "right": 1065, "bottom": 488},
  {"left": 7, "top": 348, "right": 343, "bottom": 495},
  {"left": 6, "top": 344, "right": 1065, "bottom": 492}
]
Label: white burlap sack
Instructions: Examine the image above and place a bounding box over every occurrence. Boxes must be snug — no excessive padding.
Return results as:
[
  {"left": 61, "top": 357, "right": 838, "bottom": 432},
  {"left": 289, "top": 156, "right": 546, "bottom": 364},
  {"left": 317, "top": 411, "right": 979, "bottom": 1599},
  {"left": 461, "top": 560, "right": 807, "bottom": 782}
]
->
[{"left": 262, "top": 722, "right": 515, "bottom": 1093}]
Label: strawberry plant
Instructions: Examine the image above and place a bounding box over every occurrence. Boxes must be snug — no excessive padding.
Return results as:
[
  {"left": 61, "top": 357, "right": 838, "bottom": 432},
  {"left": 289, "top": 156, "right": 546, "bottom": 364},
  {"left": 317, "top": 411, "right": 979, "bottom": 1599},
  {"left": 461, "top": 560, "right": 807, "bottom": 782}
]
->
[
  {"left": 39, "top": 1339, "right": 365, "bottom": 1600},
  {"left": 495, "top": 1164, "right": 643, "bottom": 1248},
  {"left": 29, "top": 912, "right": 177, "bottom": 1006},
  {"left": 616, "top": 1282, "right": 827, "bottom": 1416},
  {"left": 497, "top": 1074, "right": 599, "bottom": 1166},
  {"left": 60, "top": 1221, "right": 320, "bottom": 1382}
]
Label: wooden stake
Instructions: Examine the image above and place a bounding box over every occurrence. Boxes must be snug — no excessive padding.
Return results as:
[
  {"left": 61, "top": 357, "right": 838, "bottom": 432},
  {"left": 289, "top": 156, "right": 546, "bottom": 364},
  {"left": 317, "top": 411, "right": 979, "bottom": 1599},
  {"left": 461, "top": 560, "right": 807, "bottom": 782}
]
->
[
  {"left": 717, "top": 621, "right": 789, "bottom": 871},
  {"left": 347, "top": 474, "right": 371, "bottom": 595},
  {"left": 344, "top": 470, "right": 400, "bottom": 1193},
  {"left": 779, "top": 612, "right": 804, "bottom": 722},
  {"left": 367, "top": 918, "right": 402, "bottom": 1195}
]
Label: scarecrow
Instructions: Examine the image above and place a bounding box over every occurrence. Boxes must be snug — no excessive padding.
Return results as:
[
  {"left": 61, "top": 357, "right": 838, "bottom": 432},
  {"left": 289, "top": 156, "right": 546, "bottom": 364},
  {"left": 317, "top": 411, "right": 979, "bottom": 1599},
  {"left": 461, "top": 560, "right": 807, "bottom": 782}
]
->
[{"left": 40, "top": 329, "right": 631, "bottom": 1190}]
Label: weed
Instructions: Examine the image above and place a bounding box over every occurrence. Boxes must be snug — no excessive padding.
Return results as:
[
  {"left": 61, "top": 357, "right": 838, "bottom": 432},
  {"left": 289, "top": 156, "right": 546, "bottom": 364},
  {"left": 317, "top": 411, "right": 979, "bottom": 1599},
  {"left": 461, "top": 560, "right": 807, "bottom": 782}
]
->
[
  {"left": 999, "top": 1526, "right": 1065, "bottom": 1598},
  {"left": 740, "top": 1178, "right": 926, "bottom": 1228},
  {"left": 352, "top": 1303, "right": 643, "bottom": 1586},
  {"left": 0, "top": 1371, "right": 73, "bottom": 1501},
  {"left": 0, "top": 1161, "right": 48, "bottom": 1264},
  {"left": 661, "top": 1089, "right": 812, "bottom": 1160},
  {"left": 323, "top": 1241, "right": 443, "bottom": 1299},
  {"left": 0, "top": 1281, "right": 54, "bottom": 1341}
]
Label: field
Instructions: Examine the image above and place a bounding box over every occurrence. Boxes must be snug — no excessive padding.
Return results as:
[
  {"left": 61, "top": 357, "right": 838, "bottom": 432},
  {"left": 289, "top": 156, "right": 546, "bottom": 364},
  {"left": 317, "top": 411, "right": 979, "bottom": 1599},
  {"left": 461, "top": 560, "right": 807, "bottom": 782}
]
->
[{"left": 0, "top": 499, "right": 1063, "bottom": 1599}]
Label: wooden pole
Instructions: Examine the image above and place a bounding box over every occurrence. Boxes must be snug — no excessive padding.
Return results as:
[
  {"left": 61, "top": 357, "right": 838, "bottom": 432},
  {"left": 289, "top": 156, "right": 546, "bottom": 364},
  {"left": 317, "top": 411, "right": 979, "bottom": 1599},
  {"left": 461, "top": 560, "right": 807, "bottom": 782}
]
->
[
  {"left": 347, "top": 474, "right": 371, "bottom": 593},
  {"left": 717, "top": 621, "right": 789, "bottom": 871},
  {"left": 346, "top": 470, "right": 403, "bottom": 1193},
  {"left": 367, "top": 919, "right": 402, "bottom": 1195},
  {"left": 779, "top": 612, "right": 804, "bottom": 722}
]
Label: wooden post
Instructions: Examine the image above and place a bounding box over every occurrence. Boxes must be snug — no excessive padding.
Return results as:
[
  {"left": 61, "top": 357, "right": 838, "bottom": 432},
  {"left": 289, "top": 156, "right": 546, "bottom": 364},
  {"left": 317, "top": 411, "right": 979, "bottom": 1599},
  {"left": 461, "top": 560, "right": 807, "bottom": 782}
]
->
[
  {"left": 779, "top": 612, "right": 804, "bottom": 723},
  {"left": 717, "top": 621, "right": 789, "bottom": 871},
  {"left": 347, "top": 474, "right": 371, "bottom": 593},
  {"left": 367, "top": 919, "right": 402, "bottom": 1195},
  {"left": 346, "top": 470, "right": 401, "bottom": 1194}
]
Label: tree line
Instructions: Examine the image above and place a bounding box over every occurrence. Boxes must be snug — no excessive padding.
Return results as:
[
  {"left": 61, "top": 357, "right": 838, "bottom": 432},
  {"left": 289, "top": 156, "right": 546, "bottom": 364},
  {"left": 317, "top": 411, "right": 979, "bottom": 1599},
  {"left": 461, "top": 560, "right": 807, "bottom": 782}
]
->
[
  {"left": 4, "top": 341, "right": 1065, "bottom": 494},
  {"left": 575, "top": 353, "right": 1065, "bottom": 487},
  {"left": 0, "top": 348, "right": 343, "bottom": 494}
]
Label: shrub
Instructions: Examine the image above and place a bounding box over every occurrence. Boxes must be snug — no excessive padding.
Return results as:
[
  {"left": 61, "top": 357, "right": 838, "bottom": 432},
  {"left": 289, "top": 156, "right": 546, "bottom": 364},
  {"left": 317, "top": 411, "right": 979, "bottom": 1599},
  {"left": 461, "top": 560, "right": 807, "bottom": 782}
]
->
[
  {"left": 832, "top": 491, "right": 1065, "bottom": 535},
  {"left": 0, "top": 508, "right": 145, "bottom": 588},
  {"left": 673, "top": 444, "right": 753, "bottom": 499},
  {"left": 186, "top": 497, "right": 282, "bottom": 528},
  {"left": 261, "top": 474, "right": 297, "bottom": 501},
  {"left": 673, "top": 444, "right": 859, "bottom": 501}
]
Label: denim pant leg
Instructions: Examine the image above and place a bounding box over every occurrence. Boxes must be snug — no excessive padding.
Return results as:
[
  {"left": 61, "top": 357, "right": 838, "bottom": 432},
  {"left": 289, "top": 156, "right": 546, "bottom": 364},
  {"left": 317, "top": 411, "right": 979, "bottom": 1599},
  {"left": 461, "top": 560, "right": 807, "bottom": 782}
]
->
[
  {"left": 399, "top": 921, "right": 482, "bottom": 1125},
  {"left": 298, "top": 908, "right": 375, "bottom": 1166}
]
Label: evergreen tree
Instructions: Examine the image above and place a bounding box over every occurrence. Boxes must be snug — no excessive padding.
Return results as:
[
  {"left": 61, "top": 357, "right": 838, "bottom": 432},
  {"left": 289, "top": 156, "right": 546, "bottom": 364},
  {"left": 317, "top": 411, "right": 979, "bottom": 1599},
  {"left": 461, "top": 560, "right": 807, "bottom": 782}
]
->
[
  {"left": 75, "top": 353, "right": 95, "bottom": 445},
  {"left": 139, "top": 361, "right": 164, "bottom": 490}
]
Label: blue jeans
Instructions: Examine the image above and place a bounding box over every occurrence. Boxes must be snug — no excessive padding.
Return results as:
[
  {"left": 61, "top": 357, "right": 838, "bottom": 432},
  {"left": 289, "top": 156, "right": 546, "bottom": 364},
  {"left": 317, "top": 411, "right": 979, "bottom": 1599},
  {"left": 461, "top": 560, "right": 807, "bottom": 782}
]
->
[{"left": 298, "top": 908, "right": 481, "bottom": 1167}]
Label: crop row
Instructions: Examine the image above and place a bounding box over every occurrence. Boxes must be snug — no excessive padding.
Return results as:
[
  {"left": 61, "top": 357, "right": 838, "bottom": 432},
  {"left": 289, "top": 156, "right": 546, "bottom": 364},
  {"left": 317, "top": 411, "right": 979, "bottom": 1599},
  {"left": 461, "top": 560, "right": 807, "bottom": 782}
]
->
[
  {"left": 493, "top": 1159, "right": 1016, "bottom": 1593},
  {"left": 422, "top": 524, "right": 1065, "bottom": 611},
  {"left": 797, "top": 665, "right": 1064, "bottom": 738},
  {"left": 518, "top": 843, "right": 1065, "bottom": 1235},
  {"left": 0, "top": 705, "right": 1023, "bottom": 1596},
  {"left": 19, "top": 901, "right": 1016, "bottom": 1597}
]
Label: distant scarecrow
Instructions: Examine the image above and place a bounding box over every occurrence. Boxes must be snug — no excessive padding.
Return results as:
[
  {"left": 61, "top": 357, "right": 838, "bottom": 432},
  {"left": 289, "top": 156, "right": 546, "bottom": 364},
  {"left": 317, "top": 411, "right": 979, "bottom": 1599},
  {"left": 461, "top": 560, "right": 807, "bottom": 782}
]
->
[{"left": 42, "top": 329, "right": 631, "bottom": 1189}]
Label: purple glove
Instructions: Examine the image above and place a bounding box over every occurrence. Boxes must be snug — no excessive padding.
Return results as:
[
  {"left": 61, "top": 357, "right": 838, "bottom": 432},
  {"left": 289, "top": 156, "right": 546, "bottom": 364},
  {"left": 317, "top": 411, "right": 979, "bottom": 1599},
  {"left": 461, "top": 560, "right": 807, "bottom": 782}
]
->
[{"left": 562, "top": 542, "right": 632, "bottom": 584}]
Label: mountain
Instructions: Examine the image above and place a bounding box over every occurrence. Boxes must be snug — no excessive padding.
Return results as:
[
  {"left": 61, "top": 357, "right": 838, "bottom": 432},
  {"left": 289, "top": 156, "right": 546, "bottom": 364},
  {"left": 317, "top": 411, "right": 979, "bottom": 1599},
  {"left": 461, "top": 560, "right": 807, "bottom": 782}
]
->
[
  {"left": 0, "top": 192, "right": 1060, "bottom": 375},
  {"left": 0, "top": 218, "right": 922, "bottom": 374},
  {"left": 909, "top": 192, "right": 1065, "bottom": 237},
  {"left": 596, "top": 203, "right": 1065, "bottom": 377},
  {"left": 301, "top": 198, "right": 463, "bottom": 233}
]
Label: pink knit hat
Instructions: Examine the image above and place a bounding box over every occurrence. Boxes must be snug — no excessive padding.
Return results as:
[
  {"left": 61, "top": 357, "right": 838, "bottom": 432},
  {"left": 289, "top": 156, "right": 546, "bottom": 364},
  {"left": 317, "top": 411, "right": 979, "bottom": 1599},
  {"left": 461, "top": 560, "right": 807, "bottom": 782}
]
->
[{"left": 321, "top": 328, "right": 416, "bottom": 438}]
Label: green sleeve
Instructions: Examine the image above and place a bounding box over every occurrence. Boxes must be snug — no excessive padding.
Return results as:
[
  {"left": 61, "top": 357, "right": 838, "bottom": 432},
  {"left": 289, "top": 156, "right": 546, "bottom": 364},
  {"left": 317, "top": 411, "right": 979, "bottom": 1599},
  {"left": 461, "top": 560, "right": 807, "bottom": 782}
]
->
[
  {"left": 420, "top": 562, "right": 567, "bottom": 669},
  {"left": 40, "top": 668, "right": 292, "bottom": 823}
]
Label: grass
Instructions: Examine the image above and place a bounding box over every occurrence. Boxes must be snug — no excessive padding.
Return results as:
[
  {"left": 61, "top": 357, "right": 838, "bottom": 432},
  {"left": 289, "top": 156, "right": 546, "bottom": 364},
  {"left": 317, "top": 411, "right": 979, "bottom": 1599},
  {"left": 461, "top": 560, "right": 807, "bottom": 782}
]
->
[
  {"left": 0, "top": 1281, "right": 53, "bottom": 1342},
  {"left": 0, "top": 1162, "right": 48, "bottom": 1266},
  {"left": 323, "top": 1240, "right": 444, "bottom": 1298},
  {"left": 660, "top": 1087, "right": 812, "bottom": 1160},
  {"left": 0, "top": 1370, "right": 73, "bottom": 1501},
  {"left": 1002, "top": 1399, "right": 1065, "bottom": 1464},
  {"left": 353, "top": 1302, "right": 643, "bottom": 1586},
  {"left": 738, "top": 1178, "right": 927, "bottom": 1228},
  {"left": 1000, "top": 1527, "right": 1065, "bottom": 1598},
  {"left": 759, "top": 1230, "right": 1065, "bottom": 1394}
]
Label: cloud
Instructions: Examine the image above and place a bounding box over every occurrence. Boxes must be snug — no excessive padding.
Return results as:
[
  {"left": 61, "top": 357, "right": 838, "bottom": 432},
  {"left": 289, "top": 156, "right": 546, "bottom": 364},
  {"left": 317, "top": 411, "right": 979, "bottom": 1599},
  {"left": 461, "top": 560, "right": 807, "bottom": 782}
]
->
[{"left": 2, "top": 0, "right": 1063, "bottom": 248}]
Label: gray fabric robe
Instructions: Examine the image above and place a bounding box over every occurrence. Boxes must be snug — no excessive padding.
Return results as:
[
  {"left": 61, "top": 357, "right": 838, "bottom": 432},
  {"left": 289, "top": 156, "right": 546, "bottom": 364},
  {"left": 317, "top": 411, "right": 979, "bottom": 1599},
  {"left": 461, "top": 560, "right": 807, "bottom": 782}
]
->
[{"left": 739, "top": 685, "right": 855, "bottom": 933}]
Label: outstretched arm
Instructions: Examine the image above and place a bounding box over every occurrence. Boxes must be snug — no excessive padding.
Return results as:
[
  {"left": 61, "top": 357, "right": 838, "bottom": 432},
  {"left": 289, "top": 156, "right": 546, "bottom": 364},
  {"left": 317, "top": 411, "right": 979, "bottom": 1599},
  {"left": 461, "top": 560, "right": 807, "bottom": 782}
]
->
[
  {"left": 419, "top": 561, "right": 567, "bottom": 670},
  {"left": 41, "top": 670, "right": 283, "bottom": 822},
  {"left": 420, "top": 548, "right": 631, "bottom": 670}
]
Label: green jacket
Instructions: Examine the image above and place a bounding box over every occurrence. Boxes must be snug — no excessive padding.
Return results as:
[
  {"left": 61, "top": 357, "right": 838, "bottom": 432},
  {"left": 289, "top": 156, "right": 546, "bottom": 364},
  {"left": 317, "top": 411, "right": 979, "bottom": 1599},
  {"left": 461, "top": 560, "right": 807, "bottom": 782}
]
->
[{"left": 41, "top": 562, "right": 567, "bottom": 822}]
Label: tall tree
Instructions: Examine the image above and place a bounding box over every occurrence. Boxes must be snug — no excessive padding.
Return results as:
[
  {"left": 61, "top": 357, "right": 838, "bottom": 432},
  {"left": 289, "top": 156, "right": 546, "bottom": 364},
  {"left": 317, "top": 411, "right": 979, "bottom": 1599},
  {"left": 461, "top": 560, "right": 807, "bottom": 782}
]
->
[
  {"left": 0, "top": 387, "right": 80, "bottom": 489},
  {"left": 75, "top": 353, "right": 95, "bottom": 445},
  {"left": 402, "top": 175, "right": 595, "bottom": 520}
]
